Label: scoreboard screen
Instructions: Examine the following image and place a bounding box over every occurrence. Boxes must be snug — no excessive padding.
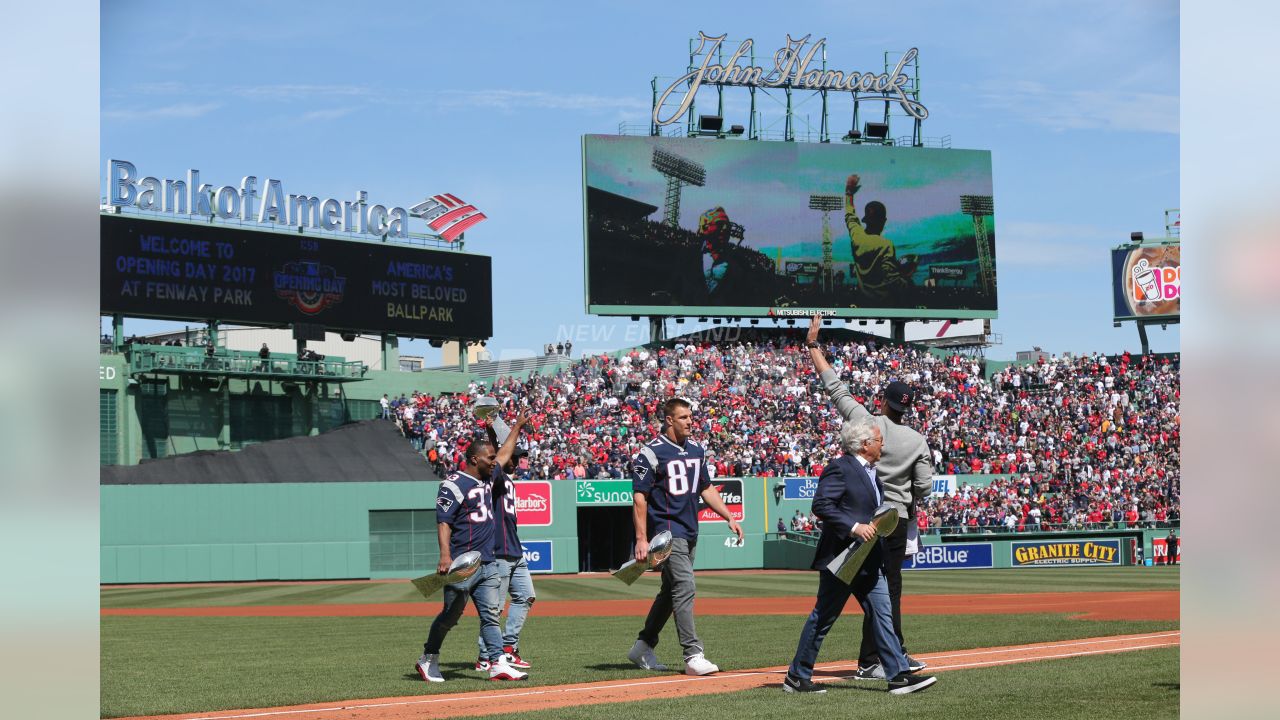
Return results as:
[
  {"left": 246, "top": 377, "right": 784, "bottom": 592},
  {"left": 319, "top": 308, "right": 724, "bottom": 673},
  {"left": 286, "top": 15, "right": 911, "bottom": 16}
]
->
[{"left": 101, "top": 215, "right": 493, "bottom": 339}]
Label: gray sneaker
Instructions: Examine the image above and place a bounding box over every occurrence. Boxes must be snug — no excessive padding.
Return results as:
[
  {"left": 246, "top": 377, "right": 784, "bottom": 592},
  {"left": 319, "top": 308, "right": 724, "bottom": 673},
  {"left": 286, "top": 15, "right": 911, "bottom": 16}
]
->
[
  {"left": 905, "top": 654, "right": 928, "bottom": 672},
  {"left": 628, "top": 639, "right": 668, "bottom": 671},
  {"left": 853, "top": 662, "right": 885, "bottom": 680}
]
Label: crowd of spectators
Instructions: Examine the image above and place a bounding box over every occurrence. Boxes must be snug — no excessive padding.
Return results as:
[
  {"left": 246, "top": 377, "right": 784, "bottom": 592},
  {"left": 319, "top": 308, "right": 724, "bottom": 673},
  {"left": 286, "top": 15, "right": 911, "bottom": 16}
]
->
[{"left": 388, "top": 335, "right": 1179, "bottom": 533}]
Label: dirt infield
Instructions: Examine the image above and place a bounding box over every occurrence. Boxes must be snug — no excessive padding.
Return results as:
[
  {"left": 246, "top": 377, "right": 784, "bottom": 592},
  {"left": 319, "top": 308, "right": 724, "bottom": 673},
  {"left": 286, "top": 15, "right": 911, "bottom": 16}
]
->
[
  {"left": 113, "top": 631, "right": 1180, "bottom": 720},
  {"left": 102, "top": 590, "right": 1178, "bottom": 622}
]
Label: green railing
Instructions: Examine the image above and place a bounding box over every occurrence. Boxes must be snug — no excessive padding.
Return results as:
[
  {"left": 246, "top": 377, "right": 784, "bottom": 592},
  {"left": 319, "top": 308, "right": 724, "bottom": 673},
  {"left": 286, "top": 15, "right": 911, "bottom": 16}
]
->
[
  {"left": 127, "top": 344, "right": 368, "bottom": 381},
  {"left": 765, "top": 531, "right": 820, "bottom": 545}
]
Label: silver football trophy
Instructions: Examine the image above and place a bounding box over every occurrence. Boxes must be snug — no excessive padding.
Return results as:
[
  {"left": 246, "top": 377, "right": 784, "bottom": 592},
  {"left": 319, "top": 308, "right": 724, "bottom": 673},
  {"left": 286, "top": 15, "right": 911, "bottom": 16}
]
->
[
  {"left": 612, "top": 530, "right": 674, "bottom": 585},
  {"left": 411, "top": 550, "right": 483, "bottom": 599},
  {"left": 472, "top": 396, "right": 511, "bottom": 442},
  {"left": 826, "top": 504, "right": 899, "bottom": 585}
]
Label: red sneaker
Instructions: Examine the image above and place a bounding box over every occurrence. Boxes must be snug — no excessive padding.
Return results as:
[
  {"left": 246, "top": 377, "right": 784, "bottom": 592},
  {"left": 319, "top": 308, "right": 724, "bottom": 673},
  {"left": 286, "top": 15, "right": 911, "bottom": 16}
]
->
[{"left": 502, "top": 646, "right": 531, "bottom": 669}]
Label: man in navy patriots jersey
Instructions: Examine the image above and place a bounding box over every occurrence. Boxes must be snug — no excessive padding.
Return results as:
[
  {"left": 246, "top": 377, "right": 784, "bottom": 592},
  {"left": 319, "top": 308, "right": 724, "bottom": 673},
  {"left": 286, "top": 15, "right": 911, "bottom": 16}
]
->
[
  {"left": 628, "top": 397, "right": 744, "bottom": 676},
  {"left": 415, "top": 437, "right": 527, "bottom": 683},
  {"left": 476, "top": 414, "right": 536, "bottom": 673}
]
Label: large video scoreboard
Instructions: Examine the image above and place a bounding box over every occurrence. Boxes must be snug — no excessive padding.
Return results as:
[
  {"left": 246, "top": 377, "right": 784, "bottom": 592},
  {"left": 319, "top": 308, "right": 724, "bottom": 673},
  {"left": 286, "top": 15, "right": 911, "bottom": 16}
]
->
[
  {"left": 101, "top": 215, "right": 493, "bottom": 339},
  {"left": 583, "top": 134, "right": 996, "bottom": 319}
]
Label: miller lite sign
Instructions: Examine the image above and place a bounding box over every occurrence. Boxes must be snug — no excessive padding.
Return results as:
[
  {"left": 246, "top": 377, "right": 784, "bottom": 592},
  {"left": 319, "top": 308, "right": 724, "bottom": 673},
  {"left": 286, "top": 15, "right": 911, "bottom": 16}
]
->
[{"left": 698, "top": 479, "right": 744, "bottom": 523}]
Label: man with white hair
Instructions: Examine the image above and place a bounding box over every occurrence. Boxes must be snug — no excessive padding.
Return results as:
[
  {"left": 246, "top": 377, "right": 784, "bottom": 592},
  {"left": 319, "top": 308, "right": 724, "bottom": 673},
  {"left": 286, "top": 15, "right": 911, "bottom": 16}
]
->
[
  {"left": 805, "top": 314, "right": 933, "bottom": 677},
  {"left": 782, "top": 420, "right": 937, "bottom": 695}
]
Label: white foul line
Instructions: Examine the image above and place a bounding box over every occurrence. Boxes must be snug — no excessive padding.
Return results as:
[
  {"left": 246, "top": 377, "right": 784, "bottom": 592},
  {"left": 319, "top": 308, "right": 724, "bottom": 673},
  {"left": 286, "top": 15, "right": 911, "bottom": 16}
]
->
[{"left": 156, "top": 632, "right": 1181, "bottom": 720}]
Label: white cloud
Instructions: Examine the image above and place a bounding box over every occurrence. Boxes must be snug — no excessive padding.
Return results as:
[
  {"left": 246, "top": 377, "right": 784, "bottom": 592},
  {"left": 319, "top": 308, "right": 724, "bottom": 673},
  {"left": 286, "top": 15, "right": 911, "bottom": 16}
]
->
[
  {"left": 983, "top": 81, "right": 1178, "bottom": 135},
  {"left": 233, "top": 84, "right": 374, "bottom": 101},
  {"left": 102, "top": 102, "right": 220, "bottom": 120},
  {"left": 997, "top": 221, "right": 1116, "bottom": 267},
  {"left": 299, "top": 107, "right": 356, "bottom": 122},
  {"left": 435, "top": 89, "right": 649, "bottom": 114}
]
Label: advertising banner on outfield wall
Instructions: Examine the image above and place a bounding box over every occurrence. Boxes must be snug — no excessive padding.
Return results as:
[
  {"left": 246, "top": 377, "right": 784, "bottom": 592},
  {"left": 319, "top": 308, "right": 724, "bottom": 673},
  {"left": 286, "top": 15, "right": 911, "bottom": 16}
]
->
[
  {"left": 1111, "top": 244, "right": 1180, "bottom": 321},
  {"left": 1011, "top": 539, "right": 1121, "bottom": 567},
  {"left": 698, "top": 480, "right": 745, "bottom": 522},
  {"left": 783, "top": 476, "right": 819, "bottom": 500},
  {"left": 520, "top": 541, "right": 553, "bottom": 573},
  {"left": 1151, "top": 538, "right": 1181, "bottom": 564},
  {"left": 930, "top": 475, "right": 957, "bottom": 497},
  {"left": 905, "top": 543, "right": 993, "bottom": 570},
  {"left": 513, "top": 481, "right": 553, "bottom": 526},
  {"left": 576, "top": 479, "right": 632, "bottom": 505}
]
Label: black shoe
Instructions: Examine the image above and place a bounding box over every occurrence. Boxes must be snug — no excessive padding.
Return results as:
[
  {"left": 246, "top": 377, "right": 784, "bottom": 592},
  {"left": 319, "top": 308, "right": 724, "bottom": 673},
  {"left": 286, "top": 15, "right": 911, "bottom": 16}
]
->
[
  {"left": 852, "top": 662, "right": 885, "bottom": 680},
  {"left": 905, "top": 654, "right": 928, "bottom": 672},
  {"left": 888, "top": 672, "right": 937, "bottom": 695},
  {"left": 782, "top": 674, "right": 828, "bottom": 694}
]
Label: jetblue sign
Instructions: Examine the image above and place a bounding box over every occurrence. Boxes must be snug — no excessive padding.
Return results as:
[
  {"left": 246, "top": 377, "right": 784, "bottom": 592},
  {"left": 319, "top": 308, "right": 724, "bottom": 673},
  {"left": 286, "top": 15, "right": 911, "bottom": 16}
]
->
[
  {"left": 905, "top": 543, "right": 993, "bottom": 570},
  {"left": 521, "top": 541, "right": 553, "bottom": 573},
  {"left": 783, "top": 476, "right": 819, "bottom": 500}
]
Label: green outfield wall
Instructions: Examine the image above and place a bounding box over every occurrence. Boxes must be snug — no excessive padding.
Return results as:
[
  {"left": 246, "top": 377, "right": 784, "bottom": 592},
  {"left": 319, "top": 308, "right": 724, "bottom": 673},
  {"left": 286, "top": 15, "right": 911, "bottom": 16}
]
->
[{"left": 101, "top": 477, "right": 1170, "bottom": 583}]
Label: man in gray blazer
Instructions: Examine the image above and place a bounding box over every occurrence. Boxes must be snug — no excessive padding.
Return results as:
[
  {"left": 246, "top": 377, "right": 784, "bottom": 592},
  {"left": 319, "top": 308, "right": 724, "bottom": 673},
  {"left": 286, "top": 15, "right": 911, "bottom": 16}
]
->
[{"left": 804, "top": 314, "right": 933, "bottom": 677}]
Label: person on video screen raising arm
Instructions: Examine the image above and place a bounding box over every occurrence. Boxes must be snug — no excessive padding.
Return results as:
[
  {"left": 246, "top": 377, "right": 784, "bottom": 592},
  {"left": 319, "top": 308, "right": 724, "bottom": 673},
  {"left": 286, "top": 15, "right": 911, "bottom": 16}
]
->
[{"left": 844, "top": 174, "right": 918, "bottom": 301}]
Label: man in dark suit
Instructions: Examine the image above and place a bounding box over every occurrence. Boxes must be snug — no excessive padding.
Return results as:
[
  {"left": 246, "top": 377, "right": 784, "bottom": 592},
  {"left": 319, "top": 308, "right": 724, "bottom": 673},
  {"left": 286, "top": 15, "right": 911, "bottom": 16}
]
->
[{"left": 782, "top": 420, "right": 937, "bottom": 696}]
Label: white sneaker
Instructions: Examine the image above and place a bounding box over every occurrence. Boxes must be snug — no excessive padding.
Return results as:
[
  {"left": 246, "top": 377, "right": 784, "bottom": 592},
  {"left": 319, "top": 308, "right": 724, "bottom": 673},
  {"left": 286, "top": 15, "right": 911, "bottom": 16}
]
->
[
  {"left": 628, "top": 640, "right": 668, "bottom": 671},
  {"left": 488, "top": 657, "right": 528, "bottom": 681},
  {"left": 684, "top": 653, "right": 719, "bottom": 676},
  {"left": 416, "top": 653, "right": 444, "bottom": 682}
]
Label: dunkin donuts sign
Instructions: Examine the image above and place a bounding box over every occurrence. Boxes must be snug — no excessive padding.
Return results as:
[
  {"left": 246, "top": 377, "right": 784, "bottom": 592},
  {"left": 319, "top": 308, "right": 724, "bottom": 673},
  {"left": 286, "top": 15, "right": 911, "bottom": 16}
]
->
[
  {"left": 513, "top": 481, "right": 553, "bottom": 526},
  {"left": 698, "top": 480, "right": 745, "bottom": 522}
]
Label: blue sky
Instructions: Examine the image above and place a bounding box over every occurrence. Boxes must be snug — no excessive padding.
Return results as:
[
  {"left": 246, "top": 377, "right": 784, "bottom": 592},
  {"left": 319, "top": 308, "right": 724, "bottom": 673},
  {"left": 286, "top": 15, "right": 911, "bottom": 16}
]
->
[{"left": 100, "top": 0, "right": 1179, "bottom": 360}]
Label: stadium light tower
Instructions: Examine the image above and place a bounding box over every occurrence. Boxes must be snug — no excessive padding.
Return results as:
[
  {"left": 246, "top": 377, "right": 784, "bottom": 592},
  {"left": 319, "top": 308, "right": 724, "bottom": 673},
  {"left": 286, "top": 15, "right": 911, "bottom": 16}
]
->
[
  {"left": 960, "top": 194, "right": 995, "bottom": 295},
  {"left": 651, "top": 148, "right": 706, "bottom": 228},
  {"left": 809, "top": 194, "right": 843, "bottom": 292}
]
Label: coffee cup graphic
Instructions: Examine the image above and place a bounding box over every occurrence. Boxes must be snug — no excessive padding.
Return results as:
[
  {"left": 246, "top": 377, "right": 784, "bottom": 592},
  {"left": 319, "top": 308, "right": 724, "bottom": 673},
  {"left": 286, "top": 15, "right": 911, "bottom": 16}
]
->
[{"left": 1132, "top": 259, "right": 1161, "bottom": 302}]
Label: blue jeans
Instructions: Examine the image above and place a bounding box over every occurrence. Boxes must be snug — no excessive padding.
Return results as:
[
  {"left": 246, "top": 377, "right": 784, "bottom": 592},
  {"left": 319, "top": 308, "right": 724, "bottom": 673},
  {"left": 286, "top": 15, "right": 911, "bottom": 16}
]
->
[
  {"left": 423, "top": 560, "right": 504, "bottom": 662},
  {"left": 478, "top": 555, "right": 537, "bottom": 655},
  {"left": 787, "top": 568, "right": 907, "bottom": 682}
]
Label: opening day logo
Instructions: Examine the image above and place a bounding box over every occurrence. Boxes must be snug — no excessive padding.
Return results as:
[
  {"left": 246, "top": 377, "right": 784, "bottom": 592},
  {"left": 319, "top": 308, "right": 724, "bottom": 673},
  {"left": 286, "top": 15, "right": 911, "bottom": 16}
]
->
[{"left": 272, "top": 261, "right": 346, "bottom": 315}]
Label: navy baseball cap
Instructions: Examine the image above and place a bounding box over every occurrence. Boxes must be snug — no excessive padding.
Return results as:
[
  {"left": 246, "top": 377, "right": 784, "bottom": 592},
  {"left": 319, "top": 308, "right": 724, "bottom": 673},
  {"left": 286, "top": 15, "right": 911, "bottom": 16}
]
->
[
  {"left": 884, "top": 380, "right": 915, "bottom": 412},
  {"left": 511, "top": 446, "right": 530, "bottom": 459}
]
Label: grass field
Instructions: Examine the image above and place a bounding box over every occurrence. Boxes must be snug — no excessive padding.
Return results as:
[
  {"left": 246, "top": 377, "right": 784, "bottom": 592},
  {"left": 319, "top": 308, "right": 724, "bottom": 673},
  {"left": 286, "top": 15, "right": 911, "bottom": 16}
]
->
[
  {"left": 100, "top": 567, "right": 1180, "bottom": 718},
  {"left": 466, "top": 648, "right": 1181, "bottom": 720},
  {"left": 100, "top": 566, "right": 1180, "bottom": 608}
]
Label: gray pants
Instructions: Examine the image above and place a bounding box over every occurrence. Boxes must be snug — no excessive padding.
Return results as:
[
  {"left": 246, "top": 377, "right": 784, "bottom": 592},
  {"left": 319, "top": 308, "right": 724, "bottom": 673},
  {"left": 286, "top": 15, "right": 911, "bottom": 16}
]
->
[{"left": 637, "top": 537, "right": 701, "bottom": 660}]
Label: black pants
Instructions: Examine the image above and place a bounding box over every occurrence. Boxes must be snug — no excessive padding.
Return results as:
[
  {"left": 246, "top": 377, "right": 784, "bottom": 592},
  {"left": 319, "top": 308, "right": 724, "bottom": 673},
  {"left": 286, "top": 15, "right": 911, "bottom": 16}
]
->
[{"left": 860, "top": 517, "right": 908, "bottom": 666}]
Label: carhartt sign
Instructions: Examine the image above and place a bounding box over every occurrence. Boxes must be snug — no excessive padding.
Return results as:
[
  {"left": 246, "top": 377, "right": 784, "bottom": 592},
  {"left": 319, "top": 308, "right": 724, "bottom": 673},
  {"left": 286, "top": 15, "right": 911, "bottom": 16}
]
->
[{"left": 654, "top": 33, "right": 927, "bottom": 127}]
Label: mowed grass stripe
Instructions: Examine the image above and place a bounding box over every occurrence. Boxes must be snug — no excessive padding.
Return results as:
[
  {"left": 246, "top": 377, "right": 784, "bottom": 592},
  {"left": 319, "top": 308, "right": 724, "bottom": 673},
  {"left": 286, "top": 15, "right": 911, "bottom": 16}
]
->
[
  {"left": 101, "top": 567, "right": 1179, "bottom": 609},
  {"left": 100, "top": 612, "right": 1179, "bottom": 717},
  {"left": 462, "top": 646, "right": 1181, "bottom": 720}
]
